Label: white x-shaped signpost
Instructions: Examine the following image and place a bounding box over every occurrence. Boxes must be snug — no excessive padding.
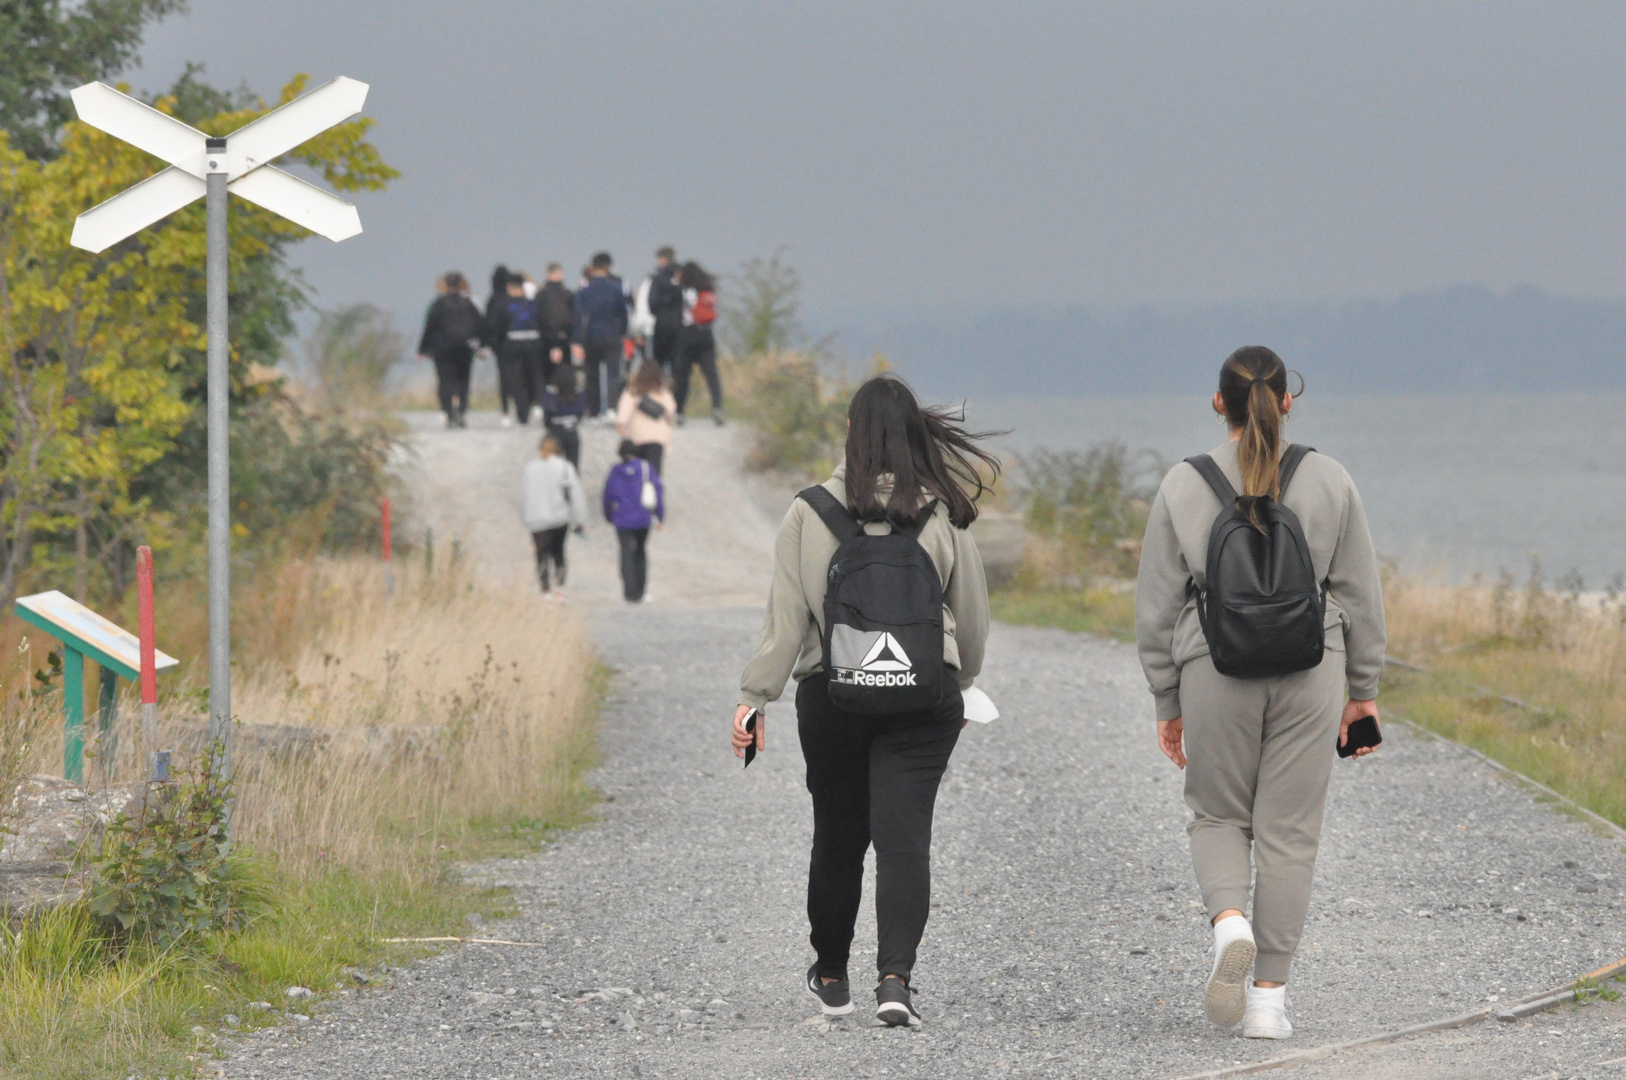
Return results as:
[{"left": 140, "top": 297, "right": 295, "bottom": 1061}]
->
[
  {"left": 68, "top": 77, "right": 372, "bottom": 803},
  {"left": 69, "top": 76, "right": 368, "bottom": 251}
]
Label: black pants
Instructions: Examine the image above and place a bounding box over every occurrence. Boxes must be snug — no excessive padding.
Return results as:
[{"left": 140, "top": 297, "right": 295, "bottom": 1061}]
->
[
  {"left": 583, "top": 338, "right": 622, "bottom": 417},
  {"left": 498, "top": 345, "right": 537, "bottom": 422},
  {"left": 530, "top": 526, "right": 568, "bottom": 591},
  {"left": 524, "top": 355, "right": 553, "bottom": 419},
  {"left": 674, "top": 327, "right": 721, "bottom": 414},
  {"left": 635, "top": 442, "right": 664, "bottom": 476},
  {"left": 546, "top": 420, "right": 581, "bottom": 470},
  {"left": 652, "top": 319, "right": 680, "bottom": 373},
  {"left": 616, "top": 527, "right": 649, "bottom": 601},
  {"left": 433, "top": 346, "right": 473, "bottom": 419},
  {"left": 797, "top": 671, "right": 962, "bottom": 982}
]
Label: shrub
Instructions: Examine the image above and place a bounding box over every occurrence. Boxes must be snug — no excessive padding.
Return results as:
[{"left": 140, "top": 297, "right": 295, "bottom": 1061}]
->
[
  {"left": 1015, "top": 441, "right": 1163, "bottom": 587},
  {"left": 84, "top": 751, "right": 246, "bottom": 949}
]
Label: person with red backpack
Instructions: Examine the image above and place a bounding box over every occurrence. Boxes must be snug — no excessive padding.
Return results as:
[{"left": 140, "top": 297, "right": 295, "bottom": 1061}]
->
[
  {"left": 674, "top": 261, "right": 723, "bottom": 426},
  {"left": 732, "top": 376, "right": 997, "bottom": 1027}
]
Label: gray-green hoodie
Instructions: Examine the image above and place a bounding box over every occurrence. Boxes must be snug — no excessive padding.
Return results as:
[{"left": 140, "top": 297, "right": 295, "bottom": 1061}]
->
[
  {"left": 738, "top": 464, "right": 989, "bottom": 710},
  {"left": 1134, "top": 440, "right": 1386, "bottom": 722}
]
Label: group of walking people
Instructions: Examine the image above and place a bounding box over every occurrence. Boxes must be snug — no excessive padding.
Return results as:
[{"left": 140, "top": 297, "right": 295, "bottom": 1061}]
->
[
  {"left": 517, "top": 354, "right": 678, "bottom": 605},
  {"left": 416, "top": 247, "right": 725, "bottom": 433},
  {"left": 731, "top": 349, "right": 1383, "bottom": 1041}
]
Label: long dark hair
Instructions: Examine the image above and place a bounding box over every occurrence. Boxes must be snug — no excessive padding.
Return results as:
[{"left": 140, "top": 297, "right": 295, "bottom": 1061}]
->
[
  {"left": 678, "top": 261, "right": 715, "bottom": 292},
  {"left": 844, "top": 376, "right": 1001, "bottom": 529}
]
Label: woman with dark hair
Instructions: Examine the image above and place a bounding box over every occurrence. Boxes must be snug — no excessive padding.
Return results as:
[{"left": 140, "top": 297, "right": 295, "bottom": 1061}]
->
[
  {"left": 615, "top": 361, "right": 677, "bottom": 474},
  {"left": 674, "top": 261, "right": 723, "bottom": 426},
  {"left": 482, "top": 264, "right": 515, "bottom": 424},
  {"left": 1135, "top": 346, "right": 1385, "bottom": 1040},
  {"left": 734, "top": 375, "right": 998, "bottom": 1027}
]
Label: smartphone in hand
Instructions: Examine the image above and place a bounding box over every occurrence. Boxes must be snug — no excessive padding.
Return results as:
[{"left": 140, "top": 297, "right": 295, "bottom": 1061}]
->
[
  {"left": 1337, "top": 715, "right": 1382, "bottom": 758},
  {"left": 742, "top": 709, "right": 761, "bottom": 769}
]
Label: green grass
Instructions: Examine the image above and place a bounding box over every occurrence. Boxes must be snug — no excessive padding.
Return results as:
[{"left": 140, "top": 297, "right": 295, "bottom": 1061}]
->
[
  {"left": 1382, "top": 658, "right": 1626, "bottom": 832},
  {"left": 0, "top": 861, "right": 524, "bottom": 1079},
  {"left": 990, "top": 586, "right": 1138, "bottom": 642}
]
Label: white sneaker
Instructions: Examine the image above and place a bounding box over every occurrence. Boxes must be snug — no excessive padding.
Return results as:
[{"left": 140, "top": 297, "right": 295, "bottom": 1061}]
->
[
  {"left": 1242, "top": 983, "right": 1292, "bottom": 1039},
  {"left": 530, "top": 404, "right": 543, "bottom": 423},
  {"left": 499, "top": 414, "right": 514, "bottom": 429},
  {"left": 1204, "top": 915, "right": 1257, "bottom": 1026}
]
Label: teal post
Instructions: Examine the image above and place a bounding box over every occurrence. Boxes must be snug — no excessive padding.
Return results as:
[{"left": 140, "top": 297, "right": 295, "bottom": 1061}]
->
[
  {"left": 63, "top": 647, "right": 84, "bottom": 782},
  {"left": 97, "top": 666, "right": 119, "bottom": 781}
]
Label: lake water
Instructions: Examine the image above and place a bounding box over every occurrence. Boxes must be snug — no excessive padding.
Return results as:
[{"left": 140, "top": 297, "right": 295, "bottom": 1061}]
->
[{"left": 963, "top": 393, "right": 1626, "bottom": 586}]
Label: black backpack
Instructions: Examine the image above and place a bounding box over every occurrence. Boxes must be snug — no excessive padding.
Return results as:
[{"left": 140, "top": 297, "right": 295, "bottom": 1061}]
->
[
  {"left": 438, "top": 295, "right": 483, "bottom": 350},
  {"left": 1186, "top": 444, "right": 1326, "bottom": 679},
  {"left": 798, "top": 486, "right": 946, "bottom": 714}
]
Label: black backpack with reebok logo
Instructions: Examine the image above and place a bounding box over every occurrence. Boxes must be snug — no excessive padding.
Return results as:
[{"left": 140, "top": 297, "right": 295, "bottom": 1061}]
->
[
  {"left": 1186, "top": 444, "right": 1326, "bottom": 679},
  {"left": 798, "top": 485, "right": 946, "bottom": 714}
]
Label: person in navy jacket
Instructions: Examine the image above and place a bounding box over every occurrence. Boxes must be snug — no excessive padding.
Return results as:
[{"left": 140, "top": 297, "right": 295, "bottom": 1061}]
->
[{"left": 572, "top": 252, "right": 630, "bottom": 418}]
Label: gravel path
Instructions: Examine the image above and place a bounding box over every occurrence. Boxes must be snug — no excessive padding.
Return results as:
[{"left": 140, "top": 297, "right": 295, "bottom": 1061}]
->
[{"left": 224, "top": 413, "right": 1626, "bottom": 1079}]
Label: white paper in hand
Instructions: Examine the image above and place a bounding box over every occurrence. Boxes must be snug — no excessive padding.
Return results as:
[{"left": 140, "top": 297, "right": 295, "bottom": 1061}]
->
[{"left": 962, "top": 686, "right": 1000, "bottom": 724}]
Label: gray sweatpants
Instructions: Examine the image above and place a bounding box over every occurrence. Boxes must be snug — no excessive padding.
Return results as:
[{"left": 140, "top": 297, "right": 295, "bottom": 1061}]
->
[{"left": 1179, "top": 652, "right": 1344, "bottom": 984}]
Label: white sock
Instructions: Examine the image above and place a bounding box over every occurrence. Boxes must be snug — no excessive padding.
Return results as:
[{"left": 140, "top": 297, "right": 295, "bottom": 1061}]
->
[{"left": 1213, "top": 913, "right": 1254, "bottom": 951}]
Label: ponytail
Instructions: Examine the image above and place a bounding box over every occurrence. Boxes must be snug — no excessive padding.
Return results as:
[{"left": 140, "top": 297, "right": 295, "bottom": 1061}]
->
[{"left": 1217, "top": 346, "right": 1294, "bottom": 529}]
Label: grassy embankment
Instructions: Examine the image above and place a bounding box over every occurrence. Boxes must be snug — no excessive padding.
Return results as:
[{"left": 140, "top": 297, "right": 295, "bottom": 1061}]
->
[
  {"left": 0, "top": 556, "right": 598, "bottom": 1080},
  {"left": 1381, "top": 570, "right": 1626, "bottom": 831}
]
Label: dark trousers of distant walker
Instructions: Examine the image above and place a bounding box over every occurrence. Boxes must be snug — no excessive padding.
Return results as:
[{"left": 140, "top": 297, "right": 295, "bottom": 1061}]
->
[
  {"left": 652, "top": 319, "right": 680, "bottom": 374},
  {"left": 583, "top": 338, "right": 622, "bottom": 417},
  {"left": 635, "top": 443, "right": 664, "bottom": 476},
  {"left": 497, "top": 349, "right": 531, "bottom": 423},
  {"left": 530, "top": 526, "right": 568, "bottom": 592},
  {"left": 616, "top": 527, "right": 650, "bottom": 601},
  {"left": 432, "top": 345, "right": 473, "bottom": 421},
  {"left": 673, "top": 326, "right": 721, "bottom": 416},
  {"left": 796, "top": 670, "right": 962, "bottom": 982}
]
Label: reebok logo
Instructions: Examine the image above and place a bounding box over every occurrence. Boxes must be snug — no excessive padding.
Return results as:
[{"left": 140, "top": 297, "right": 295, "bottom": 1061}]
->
[{"left": 830, "top": 630, "right": 917, "bottom": 687}]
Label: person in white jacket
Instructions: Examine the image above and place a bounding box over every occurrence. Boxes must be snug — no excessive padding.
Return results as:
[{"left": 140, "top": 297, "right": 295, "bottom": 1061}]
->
[{"left": 521, "top": 433, "right": 587, "bottom": 598}]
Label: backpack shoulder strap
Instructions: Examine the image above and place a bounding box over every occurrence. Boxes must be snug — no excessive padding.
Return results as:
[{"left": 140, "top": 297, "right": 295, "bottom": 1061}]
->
[
  {"left": 798, "top": 485, "right": 862, "bottom": 543},
  {"left": 1279, "top": 444, "right": 1316, "bottom": 495},
  {"left": 1183, "top": 454, "right": 1238, "bottom": 506},
  {"left": 897, "top": 500, "right": 941, "bottom": 540}
]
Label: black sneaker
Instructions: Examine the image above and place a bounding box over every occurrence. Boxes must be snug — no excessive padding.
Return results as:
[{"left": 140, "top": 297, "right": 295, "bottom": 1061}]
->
[
  {"left": 874, "top": 976, "right": 921, "bottom": 1027},
  {"left": 806, "top": 965, "right": 854, "bottom": 1016}
]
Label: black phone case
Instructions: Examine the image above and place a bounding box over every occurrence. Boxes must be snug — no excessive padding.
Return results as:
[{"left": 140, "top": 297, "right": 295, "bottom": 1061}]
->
[
  {"left": 1337, "top": 715, "right": 1382, "bottom": 758},
  {"left": 743, "top": 713, "right": 758, "bottom": 768}
]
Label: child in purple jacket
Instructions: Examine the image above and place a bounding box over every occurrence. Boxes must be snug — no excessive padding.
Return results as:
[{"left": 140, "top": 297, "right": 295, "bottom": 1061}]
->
[{"left": 603, "top": 439, "right": 665, "bottom": 602}]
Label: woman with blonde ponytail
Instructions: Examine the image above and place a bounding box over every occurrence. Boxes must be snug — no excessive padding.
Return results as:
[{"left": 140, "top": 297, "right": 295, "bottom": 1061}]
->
[{"left": 1135, "top": 346, "right": 1386, "bottom": 1040}]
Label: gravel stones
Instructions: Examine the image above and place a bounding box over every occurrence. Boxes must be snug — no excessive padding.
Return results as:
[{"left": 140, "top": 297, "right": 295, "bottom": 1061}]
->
[{"left": 220, "top": 609, "right": 1626, "bottom": 1079}]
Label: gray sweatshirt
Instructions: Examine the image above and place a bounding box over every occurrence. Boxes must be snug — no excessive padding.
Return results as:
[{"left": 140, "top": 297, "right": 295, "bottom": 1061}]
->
[
  {"left": 1134, "top": 440, "right": 1386, "bottom": 722},
  {"left": 738, "top": 463, "right": 989, "bottom": 710}
]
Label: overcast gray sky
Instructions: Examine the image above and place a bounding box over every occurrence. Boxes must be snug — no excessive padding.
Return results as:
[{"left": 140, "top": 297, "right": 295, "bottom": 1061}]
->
[{"left": 127, "top": 1, "right": 1626, "bottom": 327}]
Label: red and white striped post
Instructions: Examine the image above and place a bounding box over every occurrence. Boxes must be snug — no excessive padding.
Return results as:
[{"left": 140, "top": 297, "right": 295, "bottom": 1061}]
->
[
  {"left": 381, "top": 497, "right": 394, "bottom": 594},
  {"left": 136, "top": 545, "right": 164, "bottom": 780}
]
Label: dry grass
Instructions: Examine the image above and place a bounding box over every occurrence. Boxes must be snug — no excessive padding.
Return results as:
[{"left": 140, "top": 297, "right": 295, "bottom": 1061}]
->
[
  {"left": 1383, "top": 570, "right": 1626, "bottom": 828},
  {"left": 0, "top": 557, "right": 598, "bottom": 1079}
]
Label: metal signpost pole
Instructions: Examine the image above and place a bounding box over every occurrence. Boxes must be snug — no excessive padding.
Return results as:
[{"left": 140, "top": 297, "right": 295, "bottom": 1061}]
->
[{"left": 205, "top": 138, "right": 232, "bottom": 785}]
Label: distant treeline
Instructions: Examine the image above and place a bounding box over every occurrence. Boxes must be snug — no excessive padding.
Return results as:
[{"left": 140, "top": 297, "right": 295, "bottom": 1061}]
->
[{"left": 821, "top": 285, "right": 1626, "bottom": 396}]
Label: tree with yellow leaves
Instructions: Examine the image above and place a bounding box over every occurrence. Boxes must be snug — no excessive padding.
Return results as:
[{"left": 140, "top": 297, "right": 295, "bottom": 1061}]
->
[{"left": 0, "top": 73, "right": 397, "bottom": 611}]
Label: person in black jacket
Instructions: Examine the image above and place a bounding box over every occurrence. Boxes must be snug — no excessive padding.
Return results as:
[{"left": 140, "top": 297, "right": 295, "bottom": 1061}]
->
[
  {"left": 571, "top": 251, "right": 630, "bottom": 418},
  {"left": 646, "top": 246, "right": 683, "bottom": 374},
  {"left": 417, "top": 271, "right": 482, "bottom": 428},
  {"left": 487, "top": 272, "right": 546, "bottom": 425},
  {"left": 483, "top": 264, "right": 515, "bottom": 423},
  {"left": 539, "top": 263, "right": 574, "bottom": 379}
]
